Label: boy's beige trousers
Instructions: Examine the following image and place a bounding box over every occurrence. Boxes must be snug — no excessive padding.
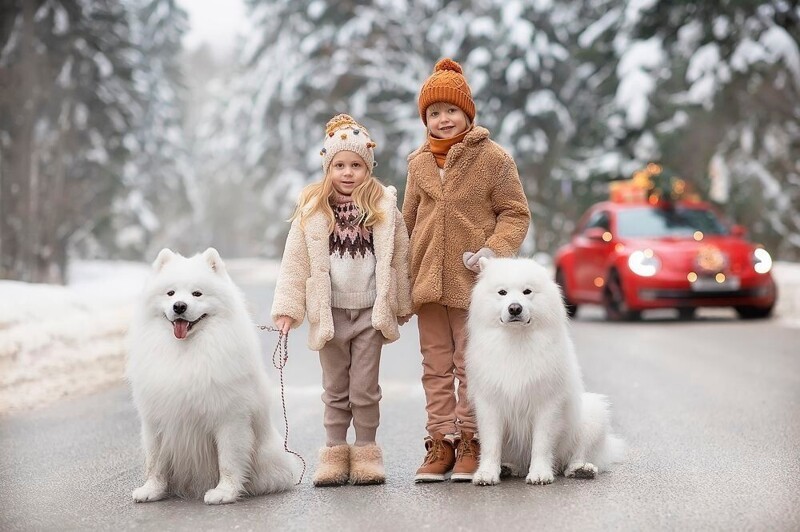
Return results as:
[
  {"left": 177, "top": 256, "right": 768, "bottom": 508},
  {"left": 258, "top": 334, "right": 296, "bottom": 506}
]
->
[{"left": 417, "top": 303, "right": 476, "bottom": 436}]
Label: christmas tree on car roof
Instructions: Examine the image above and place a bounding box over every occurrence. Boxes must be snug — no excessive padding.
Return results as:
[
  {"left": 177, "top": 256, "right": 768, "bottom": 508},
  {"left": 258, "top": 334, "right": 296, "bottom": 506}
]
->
[{"left": 610, "top": 163, "right": 700, "bottom": 205}]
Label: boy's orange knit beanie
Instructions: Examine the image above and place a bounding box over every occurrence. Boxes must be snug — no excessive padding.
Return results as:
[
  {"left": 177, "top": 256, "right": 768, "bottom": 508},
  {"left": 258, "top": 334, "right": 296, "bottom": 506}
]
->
[{"left": 418, "top": 58, "right": 476, "bottom": 124}]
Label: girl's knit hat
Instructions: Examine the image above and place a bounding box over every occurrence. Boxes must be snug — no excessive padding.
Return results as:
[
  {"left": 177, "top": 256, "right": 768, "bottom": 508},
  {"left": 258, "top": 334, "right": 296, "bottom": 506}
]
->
[
  {"left": 418, "top": 58, "right": 476, "bottom": 124},
  {"left": 321, "top": 114, "right": 376, "bottom": 174}
]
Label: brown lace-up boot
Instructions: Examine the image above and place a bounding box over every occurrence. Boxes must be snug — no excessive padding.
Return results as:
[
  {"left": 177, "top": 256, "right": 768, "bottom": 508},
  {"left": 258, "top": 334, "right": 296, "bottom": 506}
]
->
[
  {"left": 414, "top": 434, "right": 456, "bottom": 483},
  {"left": 451, "top": 431, "right": 480, "bottom": 482}
]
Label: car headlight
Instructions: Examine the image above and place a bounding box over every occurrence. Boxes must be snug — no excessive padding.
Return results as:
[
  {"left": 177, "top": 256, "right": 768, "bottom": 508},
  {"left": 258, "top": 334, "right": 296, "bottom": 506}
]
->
[
  {"left": 628, "top": 249, "right": 661, "bottom": 277},
  {"left": 753, "top": 248, "right": 772, "bottom": 274}
]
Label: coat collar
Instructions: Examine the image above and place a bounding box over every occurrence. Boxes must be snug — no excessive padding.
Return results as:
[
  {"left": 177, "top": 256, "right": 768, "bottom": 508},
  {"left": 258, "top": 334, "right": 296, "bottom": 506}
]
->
[
  {"left": 408, "top": 126, "right": 491, "bottom": 200},
  {"left": 407, "top": 126, "right": 490, "bottom": 161}
]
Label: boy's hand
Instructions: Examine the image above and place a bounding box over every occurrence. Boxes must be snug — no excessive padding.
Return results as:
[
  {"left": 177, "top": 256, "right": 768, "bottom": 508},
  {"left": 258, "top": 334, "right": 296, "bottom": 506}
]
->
[
  {"left": 274, "top": 315, "right": 296, "bottom": 335},
  {"left": 398, "top": 314, "right": 412, "bottom": 326},
  {"left": 463, "top": 247, "right": 495, "bottom": 273}
]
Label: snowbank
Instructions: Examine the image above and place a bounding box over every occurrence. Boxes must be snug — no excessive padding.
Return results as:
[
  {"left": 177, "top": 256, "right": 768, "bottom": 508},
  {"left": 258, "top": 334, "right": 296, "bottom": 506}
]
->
[
  {"left": 0, "top": 258, "right": 280, "bottom": 414},
  {"left": 774, "top": 262, "right": 800, "bottom": 328},
  {"left": 0, "top": 261, "right": 149, "bottom": 414},
  {"left": 1, "top": 259, "right": 798, "bottom": 414}
]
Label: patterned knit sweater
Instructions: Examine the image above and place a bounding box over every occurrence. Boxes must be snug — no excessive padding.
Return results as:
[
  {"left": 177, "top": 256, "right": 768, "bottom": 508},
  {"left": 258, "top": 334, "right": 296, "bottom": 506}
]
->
[{"left": 329, "top": 196, "right": 376, "bottom": 309}]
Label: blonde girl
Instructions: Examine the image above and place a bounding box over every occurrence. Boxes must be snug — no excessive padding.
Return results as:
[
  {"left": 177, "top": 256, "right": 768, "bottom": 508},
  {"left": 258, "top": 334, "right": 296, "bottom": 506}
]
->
[{"left": 272, "top": 114, "right": 412, "bottom": 486}]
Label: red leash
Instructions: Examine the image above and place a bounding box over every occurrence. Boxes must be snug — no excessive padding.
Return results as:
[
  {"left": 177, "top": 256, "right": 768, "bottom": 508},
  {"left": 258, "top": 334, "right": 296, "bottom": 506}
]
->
[{"left": 258, "top": 325, "right": 306, "bottom": 485}]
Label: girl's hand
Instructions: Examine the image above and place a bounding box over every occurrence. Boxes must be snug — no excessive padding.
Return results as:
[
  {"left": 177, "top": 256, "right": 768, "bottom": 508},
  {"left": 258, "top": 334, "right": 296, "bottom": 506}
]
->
[
  {"left": 398, "top": 314, "right": 412, "bottom": 326},
  {"left": 275, "top": 315, "right": 296, "bottom": 335}
]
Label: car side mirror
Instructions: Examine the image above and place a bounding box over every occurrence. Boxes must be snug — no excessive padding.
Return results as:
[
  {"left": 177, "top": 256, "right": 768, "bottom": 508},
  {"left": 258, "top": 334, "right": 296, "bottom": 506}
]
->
[
  {"left": 584, "top": 227, "right": 610, "bottom": 242},
  {"left": 730, "top": 224, "right": 746, "bottom": 238}
]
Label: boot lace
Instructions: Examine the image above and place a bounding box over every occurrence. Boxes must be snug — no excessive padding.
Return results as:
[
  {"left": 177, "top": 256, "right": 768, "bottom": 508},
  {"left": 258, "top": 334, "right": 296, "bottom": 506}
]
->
[
  {"left": 456, "top": 437, "right": 477, "bottom": 462},
  {"left": 423, "top": 439, "right": 445, "bottom": 465}
]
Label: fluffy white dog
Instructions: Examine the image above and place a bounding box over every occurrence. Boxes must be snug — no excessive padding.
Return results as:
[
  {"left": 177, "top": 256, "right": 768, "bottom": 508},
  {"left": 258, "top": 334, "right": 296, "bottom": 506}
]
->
[
  {"left": 126, "top": 248, "right": 295, "bottom": 504},
  {"left": 466, "top": 257, "right": 624, "bottom": 486}
]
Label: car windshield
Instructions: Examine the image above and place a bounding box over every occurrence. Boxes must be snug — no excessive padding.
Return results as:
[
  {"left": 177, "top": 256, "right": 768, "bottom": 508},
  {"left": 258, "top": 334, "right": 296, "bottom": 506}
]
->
[{"left": 616, "top": 206, "right": 728, "bottom": 238}]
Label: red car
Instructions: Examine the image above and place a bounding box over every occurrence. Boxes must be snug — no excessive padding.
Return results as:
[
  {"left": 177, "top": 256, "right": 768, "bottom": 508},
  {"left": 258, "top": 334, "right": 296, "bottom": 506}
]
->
[{"left": 554, "top": 198, "right": 777, "bottom": 321}]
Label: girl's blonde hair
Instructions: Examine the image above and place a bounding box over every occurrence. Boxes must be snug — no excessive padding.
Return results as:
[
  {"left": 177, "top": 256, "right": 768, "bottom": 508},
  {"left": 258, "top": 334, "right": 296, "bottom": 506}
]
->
[{"left": 290, "top": 168, "right": 386, "bottom": 232}]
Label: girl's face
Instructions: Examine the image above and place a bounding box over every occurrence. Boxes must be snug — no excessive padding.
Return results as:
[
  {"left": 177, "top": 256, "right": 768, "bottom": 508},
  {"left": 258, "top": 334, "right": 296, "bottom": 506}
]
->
[
  {"left": 329, "top": 151, "right": 369, "bottom": 196},
  {"left": 426, "top": 102, "right": 469, "bottom": 139}
]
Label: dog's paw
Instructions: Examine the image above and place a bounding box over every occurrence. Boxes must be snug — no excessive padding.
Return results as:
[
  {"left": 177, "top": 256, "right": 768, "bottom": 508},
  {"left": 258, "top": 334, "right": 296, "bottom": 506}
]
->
[
  {"left": 132, "top": 483, "right": 167, "bottom": 503},
  {"left": 525, "top": 467, "right": 554, "bottom": 485},
  {"left": 473, "top": 468, "right": 500, "bottom": 486},
  {"left": 564, "top": 462, "right": 598, "bottom": 479},
  {"left": 204, "top": 487, "right": 238, "bottom": 505}
]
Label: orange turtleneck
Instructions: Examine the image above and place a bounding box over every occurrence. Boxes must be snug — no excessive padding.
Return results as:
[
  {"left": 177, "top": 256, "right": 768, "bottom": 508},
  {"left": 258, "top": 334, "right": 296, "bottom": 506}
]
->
[{"left": 428, "top": 125, "right": 473, "bottom": 168}]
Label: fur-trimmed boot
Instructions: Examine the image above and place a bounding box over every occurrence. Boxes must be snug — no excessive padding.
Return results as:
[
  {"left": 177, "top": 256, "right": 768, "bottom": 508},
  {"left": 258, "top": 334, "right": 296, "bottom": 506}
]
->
[
  {"left": 349, "top": 444, "right": 385, "bottom": 485},
  {"left": 313, "top": 444, "right": 350, "bottom": 487}
]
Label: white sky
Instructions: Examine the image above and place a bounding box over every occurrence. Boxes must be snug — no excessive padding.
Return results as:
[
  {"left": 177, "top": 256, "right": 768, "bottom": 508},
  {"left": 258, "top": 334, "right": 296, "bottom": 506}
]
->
[{"left": 176, "top": 0, "right": 251, "bottom": 58}]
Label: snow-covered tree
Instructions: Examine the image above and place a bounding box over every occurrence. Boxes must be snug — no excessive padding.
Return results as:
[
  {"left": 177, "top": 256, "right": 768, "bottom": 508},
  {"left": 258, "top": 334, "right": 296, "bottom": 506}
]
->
[
  {"left": 0, "top": 0, "right": 196, "bottom": 280},
  {"left": 3, "top": 0, "right": 797, "bottom": 276},
  {"left": 100, "top": 0, "right": 196, "bottom": 261},
  {"left": 200, "top": 0, "right": 585, "bottom": 256},
  {"left": 573, "top": 0, "right": 800, "bottom": 258},
  {"left": 0, "top": 0, "right": 140, "bottom": 282}
]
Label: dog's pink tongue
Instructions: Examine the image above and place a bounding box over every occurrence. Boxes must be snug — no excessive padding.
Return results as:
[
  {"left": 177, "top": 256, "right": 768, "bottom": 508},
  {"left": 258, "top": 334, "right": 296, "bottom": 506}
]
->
[{"left": 173, "top": 319, "right": 189, "bottom": 339}]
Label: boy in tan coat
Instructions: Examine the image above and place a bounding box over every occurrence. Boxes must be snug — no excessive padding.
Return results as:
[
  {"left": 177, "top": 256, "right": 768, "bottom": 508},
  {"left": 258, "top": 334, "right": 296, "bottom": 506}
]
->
[{"left": 403, "top": 58, "right": 530, "bottom": 482}]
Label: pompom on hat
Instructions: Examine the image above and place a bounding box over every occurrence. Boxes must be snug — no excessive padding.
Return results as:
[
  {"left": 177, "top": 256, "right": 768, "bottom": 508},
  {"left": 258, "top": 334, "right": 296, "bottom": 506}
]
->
[
  {"left": 418, "top": 58, "right": 476, "bottom": 124},
  {"left": 320, "top": 114, "right": 376, "bottom": 174}
]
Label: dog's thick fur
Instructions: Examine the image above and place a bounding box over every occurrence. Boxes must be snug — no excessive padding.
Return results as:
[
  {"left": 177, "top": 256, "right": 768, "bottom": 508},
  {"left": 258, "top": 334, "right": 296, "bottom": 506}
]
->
[
  {"left": 126, "top": 248, "right": 295, "bottom": 504},
  {"left": 466, "top": 257, "right": 624, "bottom": 486}
]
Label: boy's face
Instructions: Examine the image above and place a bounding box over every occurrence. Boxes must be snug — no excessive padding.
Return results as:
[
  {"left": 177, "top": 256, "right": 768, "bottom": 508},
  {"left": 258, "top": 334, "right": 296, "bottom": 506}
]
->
[
  {"left": 426, "top": 102, "right": 469, "bottom": 139},
  {"left": 329, "top": 150, "right": 369, "bottom": 196}
]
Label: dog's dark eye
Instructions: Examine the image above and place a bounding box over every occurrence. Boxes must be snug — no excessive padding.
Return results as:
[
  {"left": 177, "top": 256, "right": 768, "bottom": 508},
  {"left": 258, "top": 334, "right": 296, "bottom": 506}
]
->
[
  {"left": 192, "top": 291, "right": 202, "bottom": 297},
  {"left": 167, "top": 290, "right": 175, "bottom": 296},
  {"left": 498, "top": 289, "right": 507, "bottom": 296},
  {"left": 523, "top": 289, "right": 532, "bottom": 295}
]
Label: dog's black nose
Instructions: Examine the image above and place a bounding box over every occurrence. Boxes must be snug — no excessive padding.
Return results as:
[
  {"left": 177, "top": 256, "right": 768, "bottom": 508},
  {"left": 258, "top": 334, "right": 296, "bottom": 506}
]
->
[
  {"left": 508, "top": 303, "right": 522, "bottom": 316},
  {"left": 173, "top": 301, "right": 187, "bottom": 315}
]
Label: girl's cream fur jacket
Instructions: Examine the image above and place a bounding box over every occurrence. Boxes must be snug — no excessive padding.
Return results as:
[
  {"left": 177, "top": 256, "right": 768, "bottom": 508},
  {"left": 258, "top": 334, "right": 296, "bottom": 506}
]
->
[{"left": 271, "top": 185, "right": 413, "bottom": 350}]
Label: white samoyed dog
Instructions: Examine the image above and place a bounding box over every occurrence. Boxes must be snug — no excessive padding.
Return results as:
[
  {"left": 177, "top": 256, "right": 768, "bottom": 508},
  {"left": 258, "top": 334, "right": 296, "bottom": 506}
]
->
[
  {"left": 126, "top": 248, "right": 295, "bottom": 504},
  {"left": 466, "top": 257, "right": 624, "bottom": 486}
]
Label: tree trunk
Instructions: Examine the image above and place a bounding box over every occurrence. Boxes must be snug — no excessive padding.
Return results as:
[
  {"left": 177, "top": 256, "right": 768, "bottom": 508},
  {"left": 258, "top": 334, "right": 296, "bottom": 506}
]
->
[{"left": 1, "top": 2, "right": 38, "bottom": 282}]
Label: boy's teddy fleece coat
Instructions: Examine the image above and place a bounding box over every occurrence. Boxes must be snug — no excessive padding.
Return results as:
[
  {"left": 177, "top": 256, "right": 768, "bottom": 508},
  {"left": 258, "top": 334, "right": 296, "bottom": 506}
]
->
[
  {"left": 272, "top": 185, "right": 413, "bottom": 351},
  {"left": 403, "top": 126, "right": 530, "bottom": 311}
]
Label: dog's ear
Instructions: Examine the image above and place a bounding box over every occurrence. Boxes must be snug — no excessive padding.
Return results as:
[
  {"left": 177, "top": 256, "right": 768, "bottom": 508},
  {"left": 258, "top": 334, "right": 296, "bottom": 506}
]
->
[
  {"left": 478, "top": 256, "right": 490, "bottom": 272},
  {"left": 202, "top": 247, "right": 226, "bottom": 274},
  {"left": 153, "top": 248, "right": 175, "bottom": 271}
]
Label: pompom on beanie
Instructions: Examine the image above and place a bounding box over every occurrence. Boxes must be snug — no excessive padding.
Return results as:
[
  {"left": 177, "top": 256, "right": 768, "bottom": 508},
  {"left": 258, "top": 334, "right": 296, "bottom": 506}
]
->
[
  {"left": 418, "top": 58, "right": 476, "bottom": 124},
  {"left": 320, "top": 114, "right": 376, "bottom": 174}
]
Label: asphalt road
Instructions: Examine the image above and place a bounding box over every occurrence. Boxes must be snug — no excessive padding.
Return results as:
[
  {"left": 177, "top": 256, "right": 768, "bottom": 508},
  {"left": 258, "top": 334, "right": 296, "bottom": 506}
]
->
[{"left": 2, "top": 276, "right": 799, "bottom": 531}]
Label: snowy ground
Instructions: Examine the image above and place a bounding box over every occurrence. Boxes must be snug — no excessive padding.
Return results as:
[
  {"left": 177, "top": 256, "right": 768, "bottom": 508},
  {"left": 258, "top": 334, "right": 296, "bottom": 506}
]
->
[
  {"left": 0, "top": 259, "right": 285, "bottom": 414},
  {"left": 1, "top": 259, "right": 798, "bottom": 415}
]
